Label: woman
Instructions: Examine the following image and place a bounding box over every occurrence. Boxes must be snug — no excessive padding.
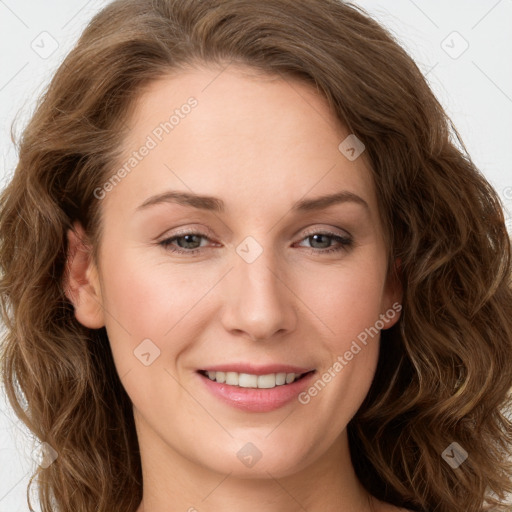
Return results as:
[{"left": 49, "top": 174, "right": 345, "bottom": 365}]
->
[{"left": 1, "top": 1, "right": 511, "bottom": 511}]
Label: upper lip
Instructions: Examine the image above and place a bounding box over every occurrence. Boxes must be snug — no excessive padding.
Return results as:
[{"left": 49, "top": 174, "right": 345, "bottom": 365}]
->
[{"left": 199, "top": 364, "right": 315, "bottom": 375}]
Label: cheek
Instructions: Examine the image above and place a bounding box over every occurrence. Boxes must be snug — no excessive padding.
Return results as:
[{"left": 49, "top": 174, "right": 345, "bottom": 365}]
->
[
  {"left": 97, "top": 250, "right": 203, "bottom": 377},
  {"left": 296, "top": 273, "right": 383, "bottom": 435},
  {"left": 100, "top": 249, "right": 209, "bottom": 335},
  {"left": 298, "top": 254, "right": 387, "bottom": 347},
  {"left": 293, "top": 254, "right": 386, "bottom": 407}
]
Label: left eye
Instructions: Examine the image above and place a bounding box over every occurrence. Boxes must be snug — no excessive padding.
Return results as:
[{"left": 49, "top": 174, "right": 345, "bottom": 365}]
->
[
  {"left": 159, "top": 232, "right": 210, "bottom": 252},
  {"left": 158, "top": 230, "right": 353, "bottom": 255}
]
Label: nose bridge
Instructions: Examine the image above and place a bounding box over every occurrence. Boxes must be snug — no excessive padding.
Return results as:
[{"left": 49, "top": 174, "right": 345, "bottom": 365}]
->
[
  {"left": 220, "top": 234, "right": 296, "bottom": 341},
  {"left": 238, "top": 240, "right": 281, "bottom": 300}
]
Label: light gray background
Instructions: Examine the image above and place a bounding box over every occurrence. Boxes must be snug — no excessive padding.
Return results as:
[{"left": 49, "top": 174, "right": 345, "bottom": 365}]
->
[{"left": 1, "top": 1, "right": 511, "bottom": 510}]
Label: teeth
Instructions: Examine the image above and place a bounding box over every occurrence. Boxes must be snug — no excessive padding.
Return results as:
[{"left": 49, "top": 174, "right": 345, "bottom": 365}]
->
[
  {"left": 239, "top": 373, "right": 258, "bottom": 387},
  {"left": 225, "top": 372, "right": 239, "bottom": 385},
  {"left": 275, "top": 373, "right": 286, "bottom": 385},
  {"left": 203, "top": 371, "right": 302, "bottom": 388},
  {"left": 285, "top": 373, "right": 295, "bottom": 384},
  {"left": 257, "top": 374, "right": 276, "bottom": 388}
]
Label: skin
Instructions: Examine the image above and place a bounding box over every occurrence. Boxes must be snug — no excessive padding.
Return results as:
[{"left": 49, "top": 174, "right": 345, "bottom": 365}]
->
[{"left": 65, "top": 65, "right": 407, "bottom": 512}]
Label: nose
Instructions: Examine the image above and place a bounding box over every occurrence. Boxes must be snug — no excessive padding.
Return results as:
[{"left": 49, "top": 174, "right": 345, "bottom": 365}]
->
[{"left": 219, "top": 242, "right": 298, "bottom": 342}]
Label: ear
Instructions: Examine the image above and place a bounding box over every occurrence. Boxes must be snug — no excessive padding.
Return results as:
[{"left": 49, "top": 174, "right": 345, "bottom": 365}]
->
[
  {"left": 380, "top": 257, "right": 403, "bottom": 330},
  {"left": 63, "top": 222, "right": 105, "bottom": 329}
]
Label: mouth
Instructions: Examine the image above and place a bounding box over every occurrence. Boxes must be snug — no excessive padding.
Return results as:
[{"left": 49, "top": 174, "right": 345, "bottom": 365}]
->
[
  {"left": 196, "top": 367, "right": 317, "bottom": 412},
  {"left": 197, "top": 369, "right": 314, "bottom": 389}
]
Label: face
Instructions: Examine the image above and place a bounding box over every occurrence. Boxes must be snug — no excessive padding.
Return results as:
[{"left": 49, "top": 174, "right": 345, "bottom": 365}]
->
[{"left": 66, "top": 65, "right": 401, "bottom": 479}]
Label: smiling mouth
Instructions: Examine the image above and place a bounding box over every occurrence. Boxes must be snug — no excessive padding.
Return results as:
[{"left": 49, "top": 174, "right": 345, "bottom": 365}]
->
[{"left": 198, "top": 370, "right": 315, "bottom": 389}]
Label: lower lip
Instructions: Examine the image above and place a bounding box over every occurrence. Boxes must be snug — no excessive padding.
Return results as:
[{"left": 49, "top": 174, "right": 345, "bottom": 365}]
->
[{"left": 197, "top": 371, "right": 316, "bottom": 412}]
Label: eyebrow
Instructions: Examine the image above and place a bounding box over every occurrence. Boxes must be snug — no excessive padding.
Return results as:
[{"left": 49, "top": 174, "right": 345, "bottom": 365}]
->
[{"left": 136, "top": 190, "right": 369, "bottom": 213}]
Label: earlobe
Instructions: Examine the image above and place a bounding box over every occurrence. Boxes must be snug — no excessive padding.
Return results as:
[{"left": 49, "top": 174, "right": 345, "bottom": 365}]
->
[{"left": 63, "top": 223, "right": 105, "bottom": 329}]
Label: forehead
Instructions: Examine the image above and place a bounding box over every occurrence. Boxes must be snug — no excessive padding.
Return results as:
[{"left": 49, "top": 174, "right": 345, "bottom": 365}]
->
[{"left": 104, "top": 64, "right": 378, "bottom": 219}]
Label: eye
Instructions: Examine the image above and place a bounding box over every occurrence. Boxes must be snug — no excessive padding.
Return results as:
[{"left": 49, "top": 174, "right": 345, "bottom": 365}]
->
[
  {"left": 158, "top": 230, "right": 210, "bottom": 255},
  {"left": 158, "top": 229, "right": 353, "bottom": 256},
  {"left": 295, "top": 230, "right": 353, "bottom": 255}
]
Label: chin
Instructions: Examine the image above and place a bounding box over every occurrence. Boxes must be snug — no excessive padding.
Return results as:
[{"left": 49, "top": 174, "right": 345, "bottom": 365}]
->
[{"left": 194, "top": 438, "right": 317, "bottom": 479}]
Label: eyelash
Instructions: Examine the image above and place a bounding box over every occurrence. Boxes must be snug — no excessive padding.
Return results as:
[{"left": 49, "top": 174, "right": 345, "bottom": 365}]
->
[{"left": 158, "top": 229, "right": 354, "bottom": 256}]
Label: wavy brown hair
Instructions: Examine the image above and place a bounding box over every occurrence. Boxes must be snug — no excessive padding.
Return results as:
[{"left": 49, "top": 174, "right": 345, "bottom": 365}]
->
[{"left": 1, "top": 0, "right": 511, "bottom": 511}]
